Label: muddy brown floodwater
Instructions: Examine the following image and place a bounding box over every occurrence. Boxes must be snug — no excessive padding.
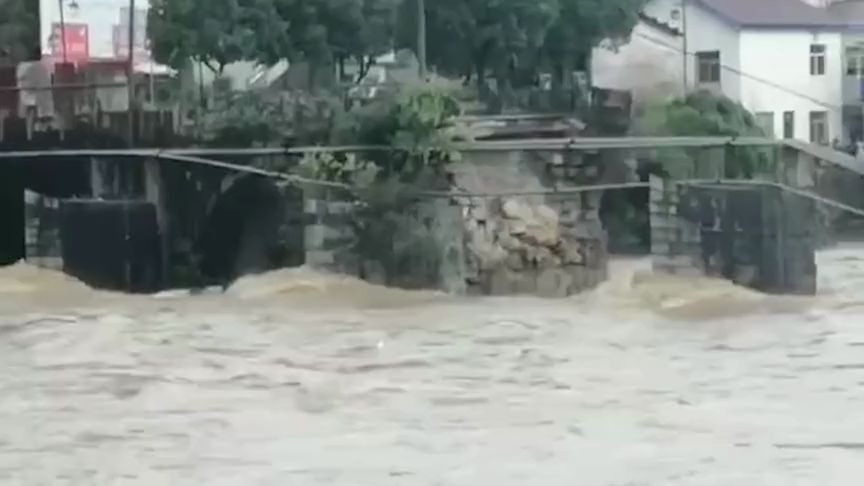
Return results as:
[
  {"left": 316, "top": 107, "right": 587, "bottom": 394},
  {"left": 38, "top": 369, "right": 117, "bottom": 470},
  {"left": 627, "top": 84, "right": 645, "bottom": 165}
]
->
[{"left": 2, "top": 246, "right": 864, "bottom": 485}]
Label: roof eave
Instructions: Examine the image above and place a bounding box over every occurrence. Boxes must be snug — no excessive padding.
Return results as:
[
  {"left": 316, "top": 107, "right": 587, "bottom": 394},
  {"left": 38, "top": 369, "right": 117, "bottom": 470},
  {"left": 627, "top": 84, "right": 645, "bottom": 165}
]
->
[
  {"left": 691, "top": 0, "right": 864, "bottom": 32},
  {"left": 741, "top": 23, "right": 849, "bottom": 30}
]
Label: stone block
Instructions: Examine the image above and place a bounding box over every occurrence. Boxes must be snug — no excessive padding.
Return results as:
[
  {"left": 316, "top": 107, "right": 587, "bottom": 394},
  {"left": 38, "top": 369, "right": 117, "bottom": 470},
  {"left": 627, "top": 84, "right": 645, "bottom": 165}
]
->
[
  {"left": 566, "top": 267, "right": 589, "bottom": 293},
  {"left": 651, "top": 242, "right": 670, "bottom": 255},
  {"left": 536, "top": 269, "right": 572, "bottom": 298},
  {"left": 560, "top": 239, "right": 585, "bottom": 265},
  {"left": 499, "top": 234, "right": 524, "bottom": 252},
  {"left": 304, "top": 224, "right": 326, "bottom": 249},
  {"left": 506, "top": 252, "right": 526, "bottom": 271},
  {"left": 502, "top": 199, "right": 534, "bottom": 221},
  {"left": 535, "top": 247, "right": 560, "bottom": 269},
  {"left": 306, "top": 250, "right": 336, "bottom": 267},
  {"left": 514, "top": 270, "right": 539, "bottom": 294},
  {"left": 487, "top": 268, "right": 519, "bottom": 296},
  {"left": 327, "top": 201, "right": 357, "bottom": 215},
  {"left": 653, "top": 255, "right": 698, "bottom": 274}
]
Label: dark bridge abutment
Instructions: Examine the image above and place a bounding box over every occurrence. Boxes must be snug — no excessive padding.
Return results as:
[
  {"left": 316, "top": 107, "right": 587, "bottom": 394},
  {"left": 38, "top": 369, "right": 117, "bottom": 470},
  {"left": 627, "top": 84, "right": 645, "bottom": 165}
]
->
[
  {"left": 1, "top": 157, "right": 91, "bottom": 268},
  {"left": 197, "top": 176, "right": 295, "bottom": 284},
  {"left": 0, "top": 164, "right": 24, "bottom": 265}
]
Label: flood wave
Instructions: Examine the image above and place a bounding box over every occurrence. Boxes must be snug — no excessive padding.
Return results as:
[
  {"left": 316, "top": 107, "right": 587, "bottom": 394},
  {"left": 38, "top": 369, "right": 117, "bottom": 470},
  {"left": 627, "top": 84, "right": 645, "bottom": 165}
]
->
[{"left": 1, "top": 248, "right": 860, "bottom": 320}]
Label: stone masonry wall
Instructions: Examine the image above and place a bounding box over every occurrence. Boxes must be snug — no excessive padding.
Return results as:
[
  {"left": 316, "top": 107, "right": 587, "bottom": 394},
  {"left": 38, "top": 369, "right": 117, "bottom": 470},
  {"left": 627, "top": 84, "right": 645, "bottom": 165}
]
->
[
  {"left": 302, "top": 195, "right": 359, "bottom": 275},
  {"left": 297, "top": 148, "right": 616, "bottom": 297},
  {"left": 460, "top": 196, "right": 607, "bottom": 297},
  {"left": 649, "top": 175, "right": 702, "bottom": 275},
  {"left": 648, "top": 175, "right": 817, "bottom": 295},
  {"left": 452, "top": 149, "right": 611, "bottom": 297}
]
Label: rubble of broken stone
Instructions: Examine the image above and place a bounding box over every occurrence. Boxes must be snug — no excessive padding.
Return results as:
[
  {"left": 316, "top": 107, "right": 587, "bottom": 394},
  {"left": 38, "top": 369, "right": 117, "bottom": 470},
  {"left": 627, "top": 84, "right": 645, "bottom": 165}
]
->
[{"left": 462, "top": 197, "right": 606, "bottom": 297}]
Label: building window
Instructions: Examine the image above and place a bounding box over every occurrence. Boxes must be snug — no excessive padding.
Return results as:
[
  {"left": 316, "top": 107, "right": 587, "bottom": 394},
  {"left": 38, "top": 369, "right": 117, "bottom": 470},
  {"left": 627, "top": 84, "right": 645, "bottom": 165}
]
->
[
  {"left": 755, "top": 112, "right": 775, "bottom": 137},
  {"left": 847, "top": 46, "right": 864, "bottom": 76},
  {"left": 783, "top": 111, "right": 795, "bottom": 139},
  {"left": 696, "top": 51, "right": 720, "bottom": 84},
  {"left": 810, "top": 111, "right": 829, "bottom": 144},
  {"left": 811, "top": 44, "right": 826, "bottom": 75}
]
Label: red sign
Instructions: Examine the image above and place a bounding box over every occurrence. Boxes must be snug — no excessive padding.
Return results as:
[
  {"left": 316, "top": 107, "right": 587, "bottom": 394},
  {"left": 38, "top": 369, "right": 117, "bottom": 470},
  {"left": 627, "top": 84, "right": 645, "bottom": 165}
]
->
[{"left": 50, "top": 23, "right": 90, "bottom": 63}]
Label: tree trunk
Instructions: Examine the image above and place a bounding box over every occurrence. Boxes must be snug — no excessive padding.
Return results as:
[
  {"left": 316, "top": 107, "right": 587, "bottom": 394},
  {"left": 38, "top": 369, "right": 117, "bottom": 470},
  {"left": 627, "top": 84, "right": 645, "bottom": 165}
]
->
[
  {"left": 357, "top": 56, "right": 375, "bottom": 83},
  {"left": 475, "top": 60, "right": 487, "bottom": 96},
  {"left": 338, "top": 56, "right": 346, "bottom": 82},
  {"left": 357, "top": 56, "right": 366, "bottom": 83}
]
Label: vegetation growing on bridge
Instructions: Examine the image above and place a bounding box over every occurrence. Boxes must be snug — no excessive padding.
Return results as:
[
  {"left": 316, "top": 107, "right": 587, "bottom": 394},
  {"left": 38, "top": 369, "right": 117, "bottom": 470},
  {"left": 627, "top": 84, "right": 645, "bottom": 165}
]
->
[{"left": 297, "top": 82, "right": 467, "bottom": 193}]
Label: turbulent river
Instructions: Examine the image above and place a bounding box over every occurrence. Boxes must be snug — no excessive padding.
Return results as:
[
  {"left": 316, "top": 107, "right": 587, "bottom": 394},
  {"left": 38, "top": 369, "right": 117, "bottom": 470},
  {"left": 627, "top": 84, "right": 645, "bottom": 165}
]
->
[{"left": 2, "top": 246, "right": 864, "bottom": 485}]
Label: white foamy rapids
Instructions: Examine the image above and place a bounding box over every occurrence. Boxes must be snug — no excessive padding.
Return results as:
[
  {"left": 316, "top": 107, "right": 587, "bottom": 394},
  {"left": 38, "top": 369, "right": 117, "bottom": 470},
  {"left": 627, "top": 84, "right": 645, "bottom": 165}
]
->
[{"left": 2, "top": 248, "right": 864, "bottom": 484}]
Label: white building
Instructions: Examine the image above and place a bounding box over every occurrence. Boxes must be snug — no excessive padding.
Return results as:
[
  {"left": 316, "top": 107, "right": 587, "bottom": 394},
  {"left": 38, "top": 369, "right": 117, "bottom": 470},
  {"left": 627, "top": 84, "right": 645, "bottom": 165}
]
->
[
  {"left": 596, "top": 0, "right": 864, "bottom": 145},
  {"left": 682, "top": 0, "right": 864, "bottom": 145}
]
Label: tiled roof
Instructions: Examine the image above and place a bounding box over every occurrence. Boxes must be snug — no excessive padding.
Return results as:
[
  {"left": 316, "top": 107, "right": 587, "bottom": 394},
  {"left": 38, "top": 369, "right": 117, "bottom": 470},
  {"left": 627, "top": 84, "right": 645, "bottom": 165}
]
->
[
  {"left": 638, "top": 12, "right": 683, "bottom": 36},
  {"left": 828, "top": 0, "right": 864, "bottom": 21},
  {"left": 695, "top": 0, "right": 855, "bottom": 28}
]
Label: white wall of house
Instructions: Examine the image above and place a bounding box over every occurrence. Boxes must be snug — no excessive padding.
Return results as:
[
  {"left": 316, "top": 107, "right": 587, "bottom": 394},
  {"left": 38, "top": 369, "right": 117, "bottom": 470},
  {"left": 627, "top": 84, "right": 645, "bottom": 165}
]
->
[
  {"left": 681, "top": 2, "right": 848, "bottom": 144},
  {"left": 738, "top": 30, "right": 843, "bottom": 142},
  {"left": 591, "top": 22, "right": 685, "bottom": 103},
  {"left": 683, "top": 2, "right": 742, "bottom": 101}
]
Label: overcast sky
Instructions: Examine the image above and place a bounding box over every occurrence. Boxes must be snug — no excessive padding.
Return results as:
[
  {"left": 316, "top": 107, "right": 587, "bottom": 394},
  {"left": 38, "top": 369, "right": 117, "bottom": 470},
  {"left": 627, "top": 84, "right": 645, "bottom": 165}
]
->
[{"left": 39, "top": 0, "right": 151, "bottom": 60}]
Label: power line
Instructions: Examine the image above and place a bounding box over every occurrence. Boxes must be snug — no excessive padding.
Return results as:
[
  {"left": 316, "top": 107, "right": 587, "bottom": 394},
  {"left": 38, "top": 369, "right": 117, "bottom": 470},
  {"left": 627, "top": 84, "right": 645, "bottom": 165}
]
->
[{"left": 635, "top": 31, "right": 839, "bottom": 110}]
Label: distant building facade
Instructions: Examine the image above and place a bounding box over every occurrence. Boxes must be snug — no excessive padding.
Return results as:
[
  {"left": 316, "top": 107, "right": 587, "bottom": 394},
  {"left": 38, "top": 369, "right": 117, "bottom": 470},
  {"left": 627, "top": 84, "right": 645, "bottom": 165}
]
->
[{"left": 595, "top": 0, "right": 864, "bottom": 146}]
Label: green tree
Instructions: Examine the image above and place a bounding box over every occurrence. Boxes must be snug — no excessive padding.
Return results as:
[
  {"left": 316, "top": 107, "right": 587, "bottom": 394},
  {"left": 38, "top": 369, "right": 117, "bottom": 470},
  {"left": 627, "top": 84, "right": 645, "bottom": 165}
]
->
[
  {"left": 148, "top": 0, "right": 290, "bottom": 73},
  {"left": 329, "top": 82, "right": 464, "bottom": 179},
  {"left": 270, "top": 0, "right": 397, "bottom": 80},
  {"left": 542, "top": 0, "right": 645, "bottom": 82},
  {"left": 397, "top": 0, "right": 646, "bottom": 90},
  {"left": 633, "top": 90, "right": 770, "bottom": 179},
  {"left": 0, "top": 0, "right": 38, "bottom": 64},
  {"left": 397, "top": 0, "right": 558, "bottom": 89},
  {"left": 149, "top": 0, "right": 397, "bottom": 79}
]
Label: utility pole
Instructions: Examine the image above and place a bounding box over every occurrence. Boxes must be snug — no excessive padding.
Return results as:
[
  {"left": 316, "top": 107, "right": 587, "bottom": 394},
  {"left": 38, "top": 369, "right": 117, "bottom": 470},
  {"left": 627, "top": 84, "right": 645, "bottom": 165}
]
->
[
  {"left": 417, "top": 0, "right": 427, "bottom": 81},
  {"left": 681, "top": 0, "right": 688, "bottom": 94},
  {"left": 127, "top": 0, "right": 136, "bottom": 146},
  {"left": 58, "top": 0, "right": 68, "bottom": 64}
]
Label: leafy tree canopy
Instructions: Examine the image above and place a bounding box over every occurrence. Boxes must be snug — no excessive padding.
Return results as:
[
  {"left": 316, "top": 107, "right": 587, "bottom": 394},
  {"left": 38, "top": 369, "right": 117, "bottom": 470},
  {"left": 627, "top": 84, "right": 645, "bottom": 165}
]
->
[
  {"left": 148, "top": 0, "right": 290, "bottom": 73},
  {"left": 634, "top": 90, "right": 764, "bottom": 137},
  {"left": 396, "top": 0, "right": 647, "bottom": 88},
  {"left": 148, "top": 0, "right": 398, "bottom": 73},
  {"left": 149, "top": 0, "right": 644, "bottom": 87},
  {"left": 0, "top": 0, "right": 39, "bottom": 64},
  {"left": 633, "top": 90, "right": 770, "bottom": 178}
]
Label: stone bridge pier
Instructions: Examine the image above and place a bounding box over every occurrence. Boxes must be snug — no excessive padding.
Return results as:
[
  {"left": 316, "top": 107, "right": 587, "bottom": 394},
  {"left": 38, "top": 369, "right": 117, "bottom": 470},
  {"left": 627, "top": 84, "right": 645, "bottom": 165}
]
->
[
  {"left": 23, "top": 156, "right": 307, "bottom": 290},
  {"left": 14, "top": 139, "right": 850, "bottom": 296},
  {"left": 298, "top": 147, "right": 641, "bottom": 297}
]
